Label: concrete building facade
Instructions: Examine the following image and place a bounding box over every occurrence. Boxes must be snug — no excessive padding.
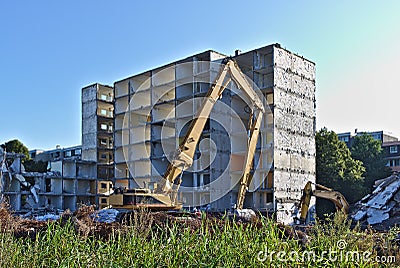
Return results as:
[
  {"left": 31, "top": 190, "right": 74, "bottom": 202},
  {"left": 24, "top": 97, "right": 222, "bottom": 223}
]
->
[
  {"left": 113, "top": 44, "right": 316, "bottom": 224},
  {"left": 382, "top": 141, "right": 400, "bottom": 172}
]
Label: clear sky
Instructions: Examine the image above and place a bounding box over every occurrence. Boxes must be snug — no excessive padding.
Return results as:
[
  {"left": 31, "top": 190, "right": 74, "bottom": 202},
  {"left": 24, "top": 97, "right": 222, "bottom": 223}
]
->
[{"left": 1, "top": 1, "right": 399, "bottom": 150}]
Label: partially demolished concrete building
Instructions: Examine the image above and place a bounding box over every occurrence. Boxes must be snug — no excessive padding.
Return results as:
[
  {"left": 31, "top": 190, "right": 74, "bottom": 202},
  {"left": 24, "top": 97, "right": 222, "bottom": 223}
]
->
[
  {"left": 2, "top": 43, "right": 316, "bottom": 224},
  {"left": 0, "top": 148, "right": 97, "bottom": 212},
  {"left": 113, "top": 44, "right": 316, "bottom": 224}
]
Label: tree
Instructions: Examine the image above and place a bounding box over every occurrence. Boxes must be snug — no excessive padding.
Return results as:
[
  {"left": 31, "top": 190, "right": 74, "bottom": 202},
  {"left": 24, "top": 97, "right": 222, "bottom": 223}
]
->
[
  {"left": 24, "top": 160, "right": 48, "bottom": 172},
  {"left": 3, "top": 139, "right": 49, "bottom": 173},
  {"left": 351, "top": 134, "right": 392, "bottom": 191},
  {"left": 316, "top": 128, "right": 366, "bottom": 217},
  {"left": 4, "top": 139, "right": 30, "bottom": 160}
]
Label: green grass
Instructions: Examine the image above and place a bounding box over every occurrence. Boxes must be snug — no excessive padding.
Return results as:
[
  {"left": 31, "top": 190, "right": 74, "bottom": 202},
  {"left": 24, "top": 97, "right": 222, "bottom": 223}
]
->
[{"left": 0, "top": 212, "right": 398, "bottom": 267}]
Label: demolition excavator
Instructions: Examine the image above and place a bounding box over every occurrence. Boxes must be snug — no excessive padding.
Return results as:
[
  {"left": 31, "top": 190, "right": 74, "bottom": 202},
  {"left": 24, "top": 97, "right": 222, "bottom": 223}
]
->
[
  {"left": 106, "top": 58, "right": 265, "bottom": 213},
  {"left": 297, "top": 181, "right": 349, "bottom": 223}
]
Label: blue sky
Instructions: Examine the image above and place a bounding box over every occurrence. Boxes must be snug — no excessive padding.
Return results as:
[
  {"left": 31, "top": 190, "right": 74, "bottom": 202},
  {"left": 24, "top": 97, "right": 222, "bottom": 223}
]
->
[{"left": 1, "top": 1, "right": 399, "bottom": 150}]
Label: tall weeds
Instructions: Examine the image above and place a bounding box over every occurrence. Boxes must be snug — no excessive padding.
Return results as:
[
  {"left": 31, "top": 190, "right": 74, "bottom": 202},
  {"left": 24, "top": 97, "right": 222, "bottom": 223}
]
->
[{"left": 0, "top": 208, "right": 398, "bottom": 267}]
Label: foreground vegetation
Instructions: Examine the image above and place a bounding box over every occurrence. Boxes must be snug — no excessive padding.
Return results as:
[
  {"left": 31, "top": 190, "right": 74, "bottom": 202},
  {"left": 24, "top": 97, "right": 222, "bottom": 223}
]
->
[{"left": 0, "top": 206, "right": 398, "bottom": 268}]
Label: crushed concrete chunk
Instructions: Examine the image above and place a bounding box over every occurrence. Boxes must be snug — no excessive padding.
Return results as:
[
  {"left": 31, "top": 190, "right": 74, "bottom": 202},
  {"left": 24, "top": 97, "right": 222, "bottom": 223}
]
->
[
  {"left": 14, "top": 174, "right": 30, "bottom": 188},
  {"left": 92, "top": 209, "right": 119, "bottom": 223},
  {"left": 393, "top": 191, "right": 400, "bottom": 203},
  {"left": 366, "top": 208, "right": 390, "bottom": 225},
  {"left": 352, "top": 173, "right": 400, "bottom": 227},
  {"left": 35, "top": 214, "right": 60, "bottom": 221},
  {"left": 353, "top": 210, "right": 366, "bottom": 221},
  {"left": 9, "top": 158, "right": 22, "bottom": 173},
  {"left": 366, "top": 178, "right": 400, "bottom": 209},
  {"left": 30, "top": 186, "right": 39, "bottom": 203}
]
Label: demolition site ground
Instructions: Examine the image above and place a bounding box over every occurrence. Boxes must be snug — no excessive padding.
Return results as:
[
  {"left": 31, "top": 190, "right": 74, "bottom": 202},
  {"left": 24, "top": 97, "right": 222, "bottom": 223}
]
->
[{"left": 0, "top": 204, "right": 399, "bottom": 267}]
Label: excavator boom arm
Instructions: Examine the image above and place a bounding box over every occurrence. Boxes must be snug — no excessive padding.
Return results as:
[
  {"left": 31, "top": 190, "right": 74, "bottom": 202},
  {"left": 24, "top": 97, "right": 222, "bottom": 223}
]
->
[
  {"left": 156, "top": 60, "right": 265, "bottom": 210},
  {"left": 298, "top": 181, "right": 349, "bottom": 222}
]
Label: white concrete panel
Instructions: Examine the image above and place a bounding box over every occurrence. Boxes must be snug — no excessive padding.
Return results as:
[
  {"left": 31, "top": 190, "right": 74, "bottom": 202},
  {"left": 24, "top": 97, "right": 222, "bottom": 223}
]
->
[
  {"left": 115, "top": 147, "right": 125, "bottom": 164},
  {"left": 130, "top": 90, "right": 151, "bottom": 110},
  {"left": 115, "top": 80, "right": 129, "bottom": 98},
  {"left": 115, "top": 96, "right": 129, "bottom": 114},
  {"left": 63, "top": 180, "right": 75, "bottom": 194},
  {"left": 82, "top": 134, "right": 97, "bottom": 149},
  {"left": 130, "top": 126, "right": 150, "bottom": 144},
  {"left": 82, "top": 101, "right": 97, "bottom": 119},
  {"left": 152, "top": 66, "right": 175, "bottom": 86},
  {"left": 152, "top": 103, "right": 174, "bottom": 122},
  {"left": 130, "top": 74, "right": 151, "bottom": 93},
  {"left": 50, "top": 161, "right": 62, "bottom": 173},
  {"left": 82, "top": 151, "right": 96, "bottom": 164}
]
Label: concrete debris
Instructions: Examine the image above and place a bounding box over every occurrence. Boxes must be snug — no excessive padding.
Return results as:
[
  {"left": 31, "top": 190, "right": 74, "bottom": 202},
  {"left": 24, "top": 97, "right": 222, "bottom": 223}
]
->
[
  {"left": 352, "top": 173, "right": 400, "bottom": 228},
  {"left": 0, "top": 148, "right": 62, "bottom": 211},
  {"left": 22, "top": 171, "right": 61, "bottom": 177},
  {"left": 235, "top": 208, "right": 257, "bottom": 221},
  {"left": 30, "top": 185, "right": 40, "bottom": 203},
  {"left": 15, "top": 174, "right": 30, "bottom": 188},
  {"left": 92, "top": 209, "right": 119, "bottom": 223},
  {"left": 35, "top": 214, "right": 60, "bottom": 221},
  {"left": 10, "top": 158, "right": 23, "bottom": 173},
  {"left": 0, "top": 148, "right": 6, "bottom": 201}
]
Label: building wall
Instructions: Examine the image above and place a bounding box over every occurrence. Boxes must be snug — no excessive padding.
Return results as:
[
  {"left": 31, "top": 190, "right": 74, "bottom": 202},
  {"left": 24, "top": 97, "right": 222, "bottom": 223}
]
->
[
  {"left": 232, "top": 45, "right": 316, "bottom": 223},
  {"left": 82, "top": 84, "right": 99, "bottom": 162},
  {"left": 1, "top": 152, "right": 96, "bottom": 212},
  {"left": 271, "top": 46, "right": 316, "bottom": 223},
  {"left": 81, "top": 83, "right": 114, "bottom": 207}
]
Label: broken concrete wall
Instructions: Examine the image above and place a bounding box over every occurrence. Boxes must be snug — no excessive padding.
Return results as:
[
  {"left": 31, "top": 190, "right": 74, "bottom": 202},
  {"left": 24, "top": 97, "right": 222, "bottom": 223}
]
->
[
  {"left": 272, "top": 46, "right": 316, "bottom": 225},
  {"left": 82, "top": 84, "right": 98, "bottom": 162}
]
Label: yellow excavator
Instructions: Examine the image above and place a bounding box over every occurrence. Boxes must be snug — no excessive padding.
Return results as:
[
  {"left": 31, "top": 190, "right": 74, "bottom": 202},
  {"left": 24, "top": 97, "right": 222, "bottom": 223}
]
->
[
  {"left": 105, "top": 58, "right": 265, "bottom": 213},
  {"left": 297, "top": 181, "right": 349, "bottom": 223}
]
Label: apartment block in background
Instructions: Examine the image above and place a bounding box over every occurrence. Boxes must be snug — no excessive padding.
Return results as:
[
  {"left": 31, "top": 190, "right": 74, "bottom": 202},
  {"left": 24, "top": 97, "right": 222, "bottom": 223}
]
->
[
  {"left": 382, "top": 141, "right": 400, "bottom": 172},
  {"left": 338, "top": 130, "right": 398, "bottom": 147},
  {"left": 338, "top": 130, "right": 399, "bottom": 173}
]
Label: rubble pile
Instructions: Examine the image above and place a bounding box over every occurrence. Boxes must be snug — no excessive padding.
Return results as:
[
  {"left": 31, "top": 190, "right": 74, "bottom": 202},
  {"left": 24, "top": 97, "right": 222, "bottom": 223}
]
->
[
  {"left": 352, "top": 173, "right": 400, "bottom": 228},
  {"left": 0, "top": 203, "right": 311, "bottom": 245},
  {"left": 92, "top": 208, "right": 119, "bottom": 223},
  {"left": 0, "top": 204, "right": 125, "bottom": 240}
]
